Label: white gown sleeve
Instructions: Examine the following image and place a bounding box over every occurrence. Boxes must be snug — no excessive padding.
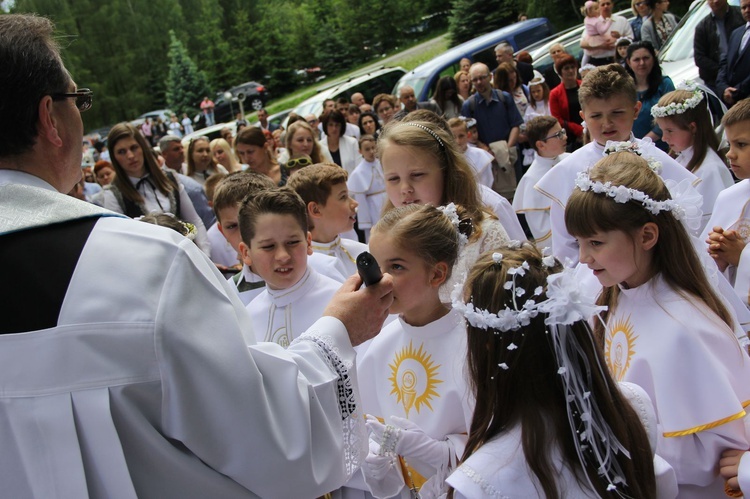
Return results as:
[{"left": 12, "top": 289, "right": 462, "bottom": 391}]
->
[{"left": 156, "top": 239, "right": 366, "bottom": 497}]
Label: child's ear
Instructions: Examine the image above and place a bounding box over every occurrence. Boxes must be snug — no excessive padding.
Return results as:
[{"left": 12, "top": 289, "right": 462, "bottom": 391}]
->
[
  {"left": 239, "top": 241, "right": 253, "bottom": 266},
  {"left": 640, "top": 222, "right": 659, "bottom": 251},
  {"left": 430, "top": 261, "right": 450, "bottom": 287},
  {"left": 632, "top": 100, "right": 643, "bottom": 120},
  {"left": 307, "top": 201, "right": 322, "bottom": 219},
  {"left": 535, "top": 139, "right": 545, "bottom": 153},
  {"left": 306, "top": 231, "right": 313, "bottom": 255},
  {"left": 689, "top": 122, "right": 697, "bottom": 135}
]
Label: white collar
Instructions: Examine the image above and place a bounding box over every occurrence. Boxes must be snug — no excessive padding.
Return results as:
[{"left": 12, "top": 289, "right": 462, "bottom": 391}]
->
[
  {"left": 675, "top": 146, "right": 694, "bottom": 167},
  {"left": 0, "top": 169, "right": 58, "bottom": 191},
  {"left": 266, "top": 267, "right": 314, "bottom": 307}
]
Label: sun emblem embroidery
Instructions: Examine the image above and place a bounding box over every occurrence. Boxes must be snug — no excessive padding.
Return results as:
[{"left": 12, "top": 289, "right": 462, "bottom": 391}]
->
[
  {"left": 729, "top": 218, "right": 750, "bottom": 243},
  {"left": 605, "top": 315, "right": 638, "bottom": 381},
  {"left": 388, "top": 341, "right": 443, "bottom": 418}
]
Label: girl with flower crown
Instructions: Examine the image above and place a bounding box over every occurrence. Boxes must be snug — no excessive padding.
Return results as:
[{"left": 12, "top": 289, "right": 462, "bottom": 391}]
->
[
  {"left": 652, "top": 88, "right": 733, "bottom": 232},
  {"left": 353, "top": 204, "right": 474, "bottom": 499},
  {"left": 377, "top": 118, "right": 512, "bottom": 304},
  {"left": 565, "top": 152, "right": 750, "bottom": 498},
  {"left": 443, "top": 244, "right": 668, "bottom": 498}
]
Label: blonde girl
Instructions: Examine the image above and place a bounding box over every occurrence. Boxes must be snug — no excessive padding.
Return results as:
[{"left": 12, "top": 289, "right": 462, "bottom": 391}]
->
[
  {"left": 377, "top": 118, "right": 510, "bottom": 302},
  {"left": 186, "top": 136, "right": 227, "bottom": 184},
  {"left": 284, "top": 120, "right": 332, "bottom": 165},
  {"left": 445, "top": 245, "right": 659, "bottom": 498},
  {"left": 565, "top": 152, "right": 750, "bottom": 497},
  {"left": 210, "top": 137, "right": 242, "bottom": 173},
  {"left": 652, "top": 88, "right": 733, "bottom": 232},
  {"left": 357, "top": 203, "right": 473, "bottom": 499}
]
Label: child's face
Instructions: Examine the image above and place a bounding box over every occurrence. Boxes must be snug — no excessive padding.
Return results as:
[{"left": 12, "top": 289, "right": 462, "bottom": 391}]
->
[
  {"left": 530, "top": 85, "right": 544, "bottom": 103},
  {"left": 317, "top": 182, "right": 359, "bottom": 235},
  {"left": 369, "top": 231, "right": 444, "bottom": 325},
  {"left": 213, "top": 146, "right": 228, "bottom": 166},
  {"left": 467, "top": 128, "right": 479, "bottom": 145},
  {"left": 656, "top": 118, "right": 694, "bottom": 154},
  {"left": 589, "top": 3, "right": 600, "bottom": 16},
  {"left": 217, "top": 205, "right": 242, "bottom": 252},
  {"left": 537, "top": 123, "right": 567, "bottom": 158},
  {"left": 576, "top": 227, "right": 655, "bottom": 288},
  {"left": 240, "top": 213, "right": 312, "bottom": 290},
  {"left": 360, "top": 140, "right": 377, "bottom": 163},
  {"left": 725, "top": 123, "right": 750, "bottom": 180},
  {"left": 382, "top": 144, "right": 444, "bottom": 207},
  {"left": 617, "top": 45, "right": 629, "bottom": 59},
  {"left": 451, "top": 126, "right": 469, "bottom": 153},
  {"left": 581, "top": 94, "right": 641, "bottom": 145}
]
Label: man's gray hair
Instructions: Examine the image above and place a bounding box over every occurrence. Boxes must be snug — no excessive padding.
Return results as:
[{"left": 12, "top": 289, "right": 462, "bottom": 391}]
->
[
  {"left": 495, "top": 42, "right": 513, "bottom": 54},
  {"left": 158, "top": 135, "right": 181, "bottom": 152}
]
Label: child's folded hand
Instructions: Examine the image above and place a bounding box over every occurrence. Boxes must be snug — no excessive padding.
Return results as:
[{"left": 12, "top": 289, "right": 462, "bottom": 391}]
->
[{"left": 719, "top": 449, "right": 746, "bottom": 493}]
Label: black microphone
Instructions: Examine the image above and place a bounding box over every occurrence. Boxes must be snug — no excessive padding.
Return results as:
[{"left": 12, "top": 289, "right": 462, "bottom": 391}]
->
[{"left": 356, "top": 251, "right": 383, "bottom": 286}]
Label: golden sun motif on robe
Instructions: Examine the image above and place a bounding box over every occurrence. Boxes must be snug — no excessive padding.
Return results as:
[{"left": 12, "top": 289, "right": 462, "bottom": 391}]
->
[
  {"left": 388, "top": 341, "right": 443, "bottom": 418},
  {"left": 605, "top": 315, "right": 638, "bottom": 381}
]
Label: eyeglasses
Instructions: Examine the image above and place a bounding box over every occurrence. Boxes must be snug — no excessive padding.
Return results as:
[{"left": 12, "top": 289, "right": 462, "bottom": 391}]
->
[
  {"left": 543, "top": 129, "right": 567, "bottom": 141},
  {"left": 471, "top": 74, "right": 490, "bottom": 83},
  {"left": 286, "top": 156, "right": 313, "bottom": 170},
  {"left": 51, "top": 88, "right": 93, "bottom": 112}
]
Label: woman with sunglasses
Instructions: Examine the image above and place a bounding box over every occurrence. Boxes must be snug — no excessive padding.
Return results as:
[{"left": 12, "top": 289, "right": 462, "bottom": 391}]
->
[
  {"left": 630, "top": 0, "right": 652, "bottom": 42},
  {"left": 320, "top": 110, "right": 361, "bottom": 175},
  {"left": 103, "top": 122, "right": 210, "bottom": 253},
  {"left": 235, "top": 126, "right": 285, "bottom": 186},
  {"left": 284, "top": 120, "right": 332, "bottom": 165}
]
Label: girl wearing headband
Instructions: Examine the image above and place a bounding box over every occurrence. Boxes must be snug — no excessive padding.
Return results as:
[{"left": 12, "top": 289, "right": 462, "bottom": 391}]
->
[{"left": 565, "top": 152, "right": 750, "bottom": 497}]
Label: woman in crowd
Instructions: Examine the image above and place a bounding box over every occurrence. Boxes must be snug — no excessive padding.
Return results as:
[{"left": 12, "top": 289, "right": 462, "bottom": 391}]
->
[
  {"left": 630, "top": 0, "right": 652, "bottom": 42},
  {"left": 210, "top": 137, "right": 242, "bottom": 173},
  {"left": 94, "top": 160, "right": 115, "bottom": 186},
  {"left": 431, "top": 75, "right": 464, "bottom": 119},
  {"left": 494, "top": 62, "right": 530, "bottom": 117},
  {"left": 641, "top": 0, "right": 678, "bottom": 51},
  {"left": 235, "top": 126, "right": 285, "bottom": 186},
  {"left": 455, "top": 70, "right": 472, "bottom": 101},
  {"left": 320, "top": 110, "right": 361, "bottom": 174},
  {"left": 102, "top": 122, "right": 210, "bottom": 253},
  {"left": 549, "top": 54, "right": 584, "bottom": 150},
  {"left": 358, "top": 111, "right": 381, "bottom": 139},
  {"left": 285, "top": 120, "right": 332, "bottom": 164},
  {"left": 625, "top": 40, "right": 674, "bottom": 149},
  {"left": 186, "top": 136, "right": 227, "bottom": 184},
  {"left": 373, "top": 93, "right": 398, "bottom": 126}
]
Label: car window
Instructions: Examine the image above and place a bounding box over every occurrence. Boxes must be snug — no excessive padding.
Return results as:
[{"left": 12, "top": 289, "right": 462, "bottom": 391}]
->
[
  {"left": 473, "top": 45, "right": 500, "bottom": 70},
  {"left": 658, "top": 2, "right": 708, "bottom": 62},
  {"left": 514, "top": 23, "right": 554, "bottom": 49}
]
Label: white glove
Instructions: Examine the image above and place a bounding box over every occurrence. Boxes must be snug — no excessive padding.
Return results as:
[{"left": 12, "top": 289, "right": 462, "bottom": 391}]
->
[
  {"left": 361, "top": 432, "right": 406, "bottom": 499},
  {"left": 367, "top": 415, "right": 454, "bottom": 477}
]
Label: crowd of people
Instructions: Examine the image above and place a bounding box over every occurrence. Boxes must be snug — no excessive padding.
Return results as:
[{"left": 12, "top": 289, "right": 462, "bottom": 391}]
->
[{"left": 8, "top": 4, "right": 750, "bottom": 498}]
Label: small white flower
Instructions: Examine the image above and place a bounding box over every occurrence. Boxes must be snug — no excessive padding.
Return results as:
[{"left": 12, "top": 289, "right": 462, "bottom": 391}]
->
[
  {"left": 492, "top": 252, "right": 503, "bottom": 263},
  {"left": 515, "top": 287, "right": 525, "bottom": 297},
  {"left": 498, "top": 363, "right": 509, "bottom": 370},
  {"left": 503, "top": 281, "right": 513, "bottom": 290},
  {"left": 507, "top": 342, "right": 518, "bottom": 350},
  {"left": 534, "top": 286, "right": 544, "bottom": 296},
  {"left": 558, "top": 367, "right": 567, "bottom": 375},
  {"left": 541, "top": 255, "right": 556, "bottom": 267}
]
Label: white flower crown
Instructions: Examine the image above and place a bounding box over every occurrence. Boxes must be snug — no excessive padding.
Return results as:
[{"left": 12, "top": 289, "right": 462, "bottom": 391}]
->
[
  {"left": 437, "top": 202, "right": 469, "bottom": 248},
  {"left": 650, "top": 88, "right": 704, "bottom": 118},
  {"left": 603, "top": 140, "right": 662, "bottom": 173}
]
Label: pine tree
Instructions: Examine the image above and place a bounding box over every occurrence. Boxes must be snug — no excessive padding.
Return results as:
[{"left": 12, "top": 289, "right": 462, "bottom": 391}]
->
[
  {"left": 165, "top": 30, "right": 210, "bottom": 116},
  {"left": 449, "top": 0, "right": 521, "bottom": 45}
]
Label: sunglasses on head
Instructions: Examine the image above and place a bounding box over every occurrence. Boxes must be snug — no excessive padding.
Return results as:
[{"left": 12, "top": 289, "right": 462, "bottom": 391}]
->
[
  {"left": 51, "top": 88, "right": 93, "bottom": 112},
  {"left": 286, "top": 156, "right": 313, "bottom": 170}
]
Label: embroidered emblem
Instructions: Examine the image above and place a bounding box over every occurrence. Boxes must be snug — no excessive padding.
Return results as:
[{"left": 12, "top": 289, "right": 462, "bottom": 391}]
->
[
  {"left": 388, "top": 341, "right": 443, "bottom": 417},
  {"left": 605, "top": 315, "right": 638, "bottom": 381}
]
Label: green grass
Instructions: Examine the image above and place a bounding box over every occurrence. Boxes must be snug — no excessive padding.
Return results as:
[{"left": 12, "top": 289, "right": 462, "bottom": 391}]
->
[{"left": 259, "top": 32, "right": 451, "bottom": 119}]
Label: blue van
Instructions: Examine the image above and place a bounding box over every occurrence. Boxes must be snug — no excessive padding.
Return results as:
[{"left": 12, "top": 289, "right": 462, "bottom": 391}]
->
[{"left": 393, "top": 18, "right": 555, "bottom": 101}]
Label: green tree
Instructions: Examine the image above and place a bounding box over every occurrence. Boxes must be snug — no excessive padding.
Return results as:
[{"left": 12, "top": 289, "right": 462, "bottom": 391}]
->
[
  {"left": 165, "top": 30, "right": 210, "bottom": 115},
  {"left": 449, "top": 0, "right": 522, "bottom": 45}
]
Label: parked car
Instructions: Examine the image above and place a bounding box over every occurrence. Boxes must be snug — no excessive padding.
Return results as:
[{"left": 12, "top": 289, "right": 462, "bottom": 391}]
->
[
  {"left": 130, "top": 108, "right": 174, "bottom": 128},
  {"left": 181, "top": 120, "right": 239, "bottom": 148},
  {"left": 267, "top": 108, "right": 293, "bottom": 130},
  {"left": 393, "top": 18, "right": 555, "bottom": 101},
  {"left": 285, "top": 66, "right": 406, "bottom": 126},
  {"left": 214, "top": 81, "right": 269, "bottom": 123}
]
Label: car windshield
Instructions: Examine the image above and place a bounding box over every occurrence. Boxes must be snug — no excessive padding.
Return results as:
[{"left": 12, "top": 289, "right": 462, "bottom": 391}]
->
[
  {"left": 394, "top": 76, "right": 427, "bottom": 99},
  {"left": 659, "top": 2, "right": 709, "bottom": 62}
]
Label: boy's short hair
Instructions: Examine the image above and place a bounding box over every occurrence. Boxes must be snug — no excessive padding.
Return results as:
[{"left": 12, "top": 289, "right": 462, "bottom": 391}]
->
[
  {"left": 359, "top": 134, "right": 376, "bottom": 148},
  {"left": 286, "top": 163, "right": 348, "bottom": 207},
  {"left": 578, "top": 64, "right": 636, "bottom": 108},
  {"left": 447, "top": 117, "right": 467, "bottom": 132},
  {"left": 213, "top": 171, "right": 276, "bottom": 221},
  {"left": 238, "top": 188, "right": 308, "bottom": 245},
  {"left": 723, "top": 98, "right": 750, "bottom": 127},
  {"left": 203, "top": 172, "right": 227, "bottom": 204},
  {"left": 526, "top": 116, "right": 559, "bottom": 151}
]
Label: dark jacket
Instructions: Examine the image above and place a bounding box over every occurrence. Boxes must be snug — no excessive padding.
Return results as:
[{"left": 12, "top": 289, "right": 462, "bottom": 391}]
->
[
  {"left": 717, "top": 22, "right": 750, "bottom": 103},
  {"left": 694, "top": 6, "right": 745, "bottom": 89}
]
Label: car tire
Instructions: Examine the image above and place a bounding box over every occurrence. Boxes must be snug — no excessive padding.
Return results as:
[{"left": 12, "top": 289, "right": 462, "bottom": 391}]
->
[{"left": 249, "top": 98, "right": 264, "bottom": 111}]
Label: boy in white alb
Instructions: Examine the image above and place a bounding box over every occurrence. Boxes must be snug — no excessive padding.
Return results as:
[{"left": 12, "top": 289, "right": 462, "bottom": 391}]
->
[
  {"left": 239, "top": 189, "right": 341, "bottom": 347},
  {"left": 288, "top": 163, "right": 368, "bottom": 278},
  {"left": 513, "top": 115, "right": 570, "bottom": 248},
  {"left": 213, "top": 172, "right": 345, "bottom": 306},
  {"left": 348, "top": 135, "right": 386, "bottom": 243},
  {"left": 449, "top": 117, "right": 494, "bottom": 188},
  {"left": 534, "top": 65, "right": 700, "bottom": 263}
]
